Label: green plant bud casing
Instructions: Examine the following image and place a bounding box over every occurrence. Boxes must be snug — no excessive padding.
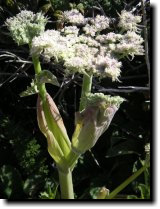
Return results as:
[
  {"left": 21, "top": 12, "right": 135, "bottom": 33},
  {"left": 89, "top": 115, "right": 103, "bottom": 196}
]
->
[
  {"left": 72, "top": 102, "right": 118, "bottom": 154},
  {"left": 37, "top": 94, "right": 70, "bottom": 170}
]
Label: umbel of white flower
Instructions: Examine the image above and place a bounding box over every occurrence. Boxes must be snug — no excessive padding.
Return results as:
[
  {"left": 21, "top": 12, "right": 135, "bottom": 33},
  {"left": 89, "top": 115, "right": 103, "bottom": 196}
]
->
[
  {"left": 115, "top": 31, "right": 144, "bottom": 58},
  {"left": 71, "top": 93, "right": 124, "bottom": 154},
  {"left": 6, "top": 9, "right": 144, "bottom": 82},
  {"left": 63, "top": 9, "right": 86, "bottom": 25},
  {"left": 118, "top": 10, "right": 142, "bottom": 32},
  {"left": 30, "top": 9, "right": 144, "bottom": 81},
  {"left": 5, "top": 10, "right": 47, "bottom": 45}
]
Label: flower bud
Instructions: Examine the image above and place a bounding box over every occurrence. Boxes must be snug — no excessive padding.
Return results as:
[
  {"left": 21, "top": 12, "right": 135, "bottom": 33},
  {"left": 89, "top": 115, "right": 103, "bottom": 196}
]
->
[
  {"left": 72, "top": 93, "right": 124, "bottom": 154},
  {"left": 96, "top": 187, "right": 110, "bottom": 199}
]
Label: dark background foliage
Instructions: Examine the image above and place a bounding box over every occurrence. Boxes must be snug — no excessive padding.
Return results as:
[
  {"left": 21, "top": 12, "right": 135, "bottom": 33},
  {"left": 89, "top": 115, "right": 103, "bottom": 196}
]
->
[{"left": 0, "top": 0, "right": 150, "bottom": 199}]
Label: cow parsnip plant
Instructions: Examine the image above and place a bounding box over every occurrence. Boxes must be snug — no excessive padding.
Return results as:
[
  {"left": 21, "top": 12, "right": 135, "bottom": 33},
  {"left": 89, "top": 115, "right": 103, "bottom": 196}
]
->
[{"left": 6, "top": 9, "right": 145, "bottom": 199}]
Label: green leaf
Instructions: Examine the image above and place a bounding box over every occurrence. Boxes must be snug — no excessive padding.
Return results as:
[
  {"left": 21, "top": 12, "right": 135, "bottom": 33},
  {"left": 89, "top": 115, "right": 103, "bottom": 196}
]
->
[
  {"left": 90, "top": 187, "right": 101, "bottom": 199},
  {"left": 20, "top": 70, "right": 59, "bottom": 97},
  {"left": 138, "top": 183, "right": 150, "bottom": 199},
  {"left": 77, "top": 3, "right": 85, "bottom": 14},
  {"left": 40, "top": 3, "right": 51, "bottom": 14},
  {"left": 127, "top": 195, "right": 138, "bottom": 199},
  {"left": 5, "top": 0, "right": 15, "bottom": 7},
  {"left": 39, "top": 181, "right": 59, "bottom": 199},
  {"left": 19, "top": 79, "right": 38, "bottom": 97},
  {"left": 36, "top": 70, "right": 60, "bottom": 87},
  {"left": 53, "top": 10, "right": 64, "bottom": 19},
  {"left": 0, "top": 165, "right": 24, "bottom": 199},
  {"left": 69, "top": 3, "right": 74, "bottom": 9},
  {"left": 23, "top": 175, "right": 43, "bottom": 197}
]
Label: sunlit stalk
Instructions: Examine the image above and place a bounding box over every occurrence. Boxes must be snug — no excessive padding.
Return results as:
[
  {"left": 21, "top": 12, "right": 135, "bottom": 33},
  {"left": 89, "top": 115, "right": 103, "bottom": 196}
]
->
[
  {"left": 106, "top": 164, "right": 149, "bottom": 199},
  {"left": 79, "top": 74, "right": 92, "bottom": 111},
  {"left": 58, "top": 169, "right": 74, "bottom": 199}
]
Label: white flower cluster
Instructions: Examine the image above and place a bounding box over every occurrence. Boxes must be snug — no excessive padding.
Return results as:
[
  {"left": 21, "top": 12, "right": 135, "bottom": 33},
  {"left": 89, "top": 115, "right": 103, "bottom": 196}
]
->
[
  {"left": 63, "top": 9, "right": 86, "bottom": 25},
  {"left": 31, "top": 28, "right": 122, "bottom": 80},
  {"left": 83, "top": 24, "right": 97, "bottom": 36},
  {"left": 91, "top": 15, "right": 110, "bottom": 31},
  {"left": 31, "top": 30, "right": 75, "bottom": 62},
  {"left": 115, "top": 31, "right": 144, "bottom": 57},
  {"left": 85, "top": 93, "right": 124, "bottom": 108},
  {"left": 78, "top": 35, "right": 100, "bottom": 47},
  {"left": 92, "top": 11, "right": 143, "bottom": 59},
  {"left": 91, "top": 55, "right": 122, "bottom": 81},
  {"left": 64, "top": 43, "right": 92, "bottom": 74},
  {"left": 118, "top": 10, "right": 142, "bottom": 32},
  {"left": 61, "top": 26, "right": 79, "bottom": 35},
  {"left": 29, "top": 8, "right": 144, "bottom": 81},
  {"left": 83, "top": 15, "right": 110, "bottom": 36},
  {"left": 96, "top": 33, "right": 122, "bottom": 43},
  {"left": 6, "top": 10, "right": 47, "bottom": 45},
  {"left": 64, "top": 43, "right": 98, "bottom": 75}
]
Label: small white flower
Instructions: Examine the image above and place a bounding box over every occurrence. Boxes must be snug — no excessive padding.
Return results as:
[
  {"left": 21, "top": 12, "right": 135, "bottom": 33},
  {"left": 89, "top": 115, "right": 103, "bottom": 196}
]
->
[
  {"left": 61, "top": 26, "right": 79, "bottom": 35},
  {"left": 91, "top": 15, "right": 110, "bottom": 31},
  {"left": 83, "top": 24, "right": 97, "bottom": 36},
  {"left": 64, "top": 56, "right": 89, "bottom": 74},
  {"left": 96, "top": 33, "right": 122, "bottom": 43},
  {"left": 92, "top": 55, "right": 122, "bottom": 81},
  {"left": 108, "top": 43, "right": 116, "bottom": 51},
  {"left": 83, "top": 15, "right": 110, "bottom": 36},
  {"left": 78, "top": 35, "right": 100, "bottom": 47},
  {"left": 118, "top": 10, "right": 142, "bottom": 32},
  {"left": 63, "top": 9, "right": 86, "bottom": 25}
]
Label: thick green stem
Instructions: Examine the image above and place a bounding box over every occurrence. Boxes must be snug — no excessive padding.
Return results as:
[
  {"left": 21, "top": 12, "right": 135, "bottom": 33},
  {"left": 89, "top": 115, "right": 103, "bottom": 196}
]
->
[
  {"left": 58, "top": 169, "right": 74, "bottom": 199},
  {"left": 79, "top": 74, "right": 92, "bottom": 111}
]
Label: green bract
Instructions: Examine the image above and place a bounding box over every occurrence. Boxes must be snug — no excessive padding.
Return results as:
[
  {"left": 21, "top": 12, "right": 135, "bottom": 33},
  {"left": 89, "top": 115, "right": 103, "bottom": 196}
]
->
[
  {"left": 37, "top": 93, "right": 71, "bottom": 171},
  {"left": 71, "top": 93, "right": 124, "bottom": 154},
  {"left": 6, "top": 10, "right": 47, "bottom": 45}
]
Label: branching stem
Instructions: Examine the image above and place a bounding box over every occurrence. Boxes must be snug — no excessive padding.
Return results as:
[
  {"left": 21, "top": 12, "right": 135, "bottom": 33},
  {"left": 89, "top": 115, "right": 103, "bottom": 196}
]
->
[{"left": 79, "top": 74, "right": 93, "bottom": 111}]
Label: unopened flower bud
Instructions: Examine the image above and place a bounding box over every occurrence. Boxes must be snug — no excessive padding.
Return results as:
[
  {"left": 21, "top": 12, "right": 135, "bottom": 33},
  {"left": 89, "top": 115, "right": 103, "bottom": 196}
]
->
[
  {"left": 96, "top": 187, "right": 110, "bottom": 199},
  {"left": 72, "top": 93, "right": 124, "bottom": 154}
]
